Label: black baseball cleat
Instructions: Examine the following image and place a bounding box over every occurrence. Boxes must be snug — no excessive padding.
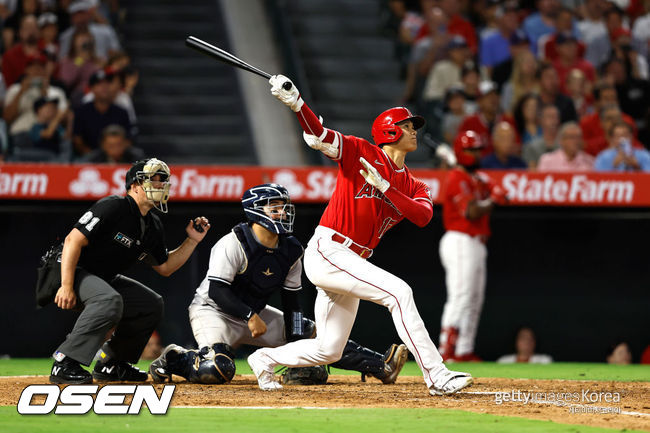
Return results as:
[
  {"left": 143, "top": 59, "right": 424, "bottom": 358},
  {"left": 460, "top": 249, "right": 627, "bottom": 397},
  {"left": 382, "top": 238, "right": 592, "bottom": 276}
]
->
[
  {"left": 93, "top": 359, "right": 148, "bottom": 382},
  {"left": 49, "top": 358, "right": 93, "bottom": 384}
]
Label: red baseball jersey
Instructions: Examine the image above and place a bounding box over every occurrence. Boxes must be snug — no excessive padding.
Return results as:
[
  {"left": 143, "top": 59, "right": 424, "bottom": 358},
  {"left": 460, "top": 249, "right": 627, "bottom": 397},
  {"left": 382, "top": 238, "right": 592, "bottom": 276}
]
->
[
  {"left": 441, "top": 168, "right": 491, "bottom": 237},
  {"left": 319, "top": 134, "right": 432, "bottom": 249}
]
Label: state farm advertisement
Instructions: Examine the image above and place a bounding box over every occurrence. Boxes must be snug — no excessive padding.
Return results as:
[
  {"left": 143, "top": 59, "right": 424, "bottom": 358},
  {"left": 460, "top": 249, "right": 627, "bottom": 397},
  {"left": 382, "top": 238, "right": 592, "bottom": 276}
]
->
[{"left": 1, "top": 163, "right": 649, "bottom": 207}]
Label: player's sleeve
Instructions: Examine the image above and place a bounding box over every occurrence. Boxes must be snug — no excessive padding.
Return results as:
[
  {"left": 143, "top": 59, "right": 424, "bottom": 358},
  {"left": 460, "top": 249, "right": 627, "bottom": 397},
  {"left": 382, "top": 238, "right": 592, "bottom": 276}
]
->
[
  {"left": 73, "top": 196, "right": 121, "bottom": 241},
  {"left": 382, "top": 179, "right": 433, "bottom": 227},
  {"left": 295, "top": 100, "right": 360, "bottom": 162},
  {"left": 282, "top": 257, "right": 303, "bottom": 291},
  {"left": 206, "top": 232, "right": 245, "bottom": 284}
]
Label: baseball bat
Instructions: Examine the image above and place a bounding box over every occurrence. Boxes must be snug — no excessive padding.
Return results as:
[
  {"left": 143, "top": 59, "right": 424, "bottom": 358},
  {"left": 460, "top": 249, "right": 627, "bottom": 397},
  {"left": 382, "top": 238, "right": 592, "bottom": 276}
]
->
[{"left": 185, "top": 36, "right": 292, "bottom": 90}]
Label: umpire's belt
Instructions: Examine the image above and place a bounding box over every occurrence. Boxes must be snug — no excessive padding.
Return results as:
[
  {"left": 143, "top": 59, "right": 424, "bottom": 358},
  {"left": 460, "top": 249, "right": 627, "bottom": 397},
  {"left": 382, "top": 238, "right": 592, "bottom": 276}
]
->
[{"left": 331, "top": 233, "right": 373, "bottom": 259}]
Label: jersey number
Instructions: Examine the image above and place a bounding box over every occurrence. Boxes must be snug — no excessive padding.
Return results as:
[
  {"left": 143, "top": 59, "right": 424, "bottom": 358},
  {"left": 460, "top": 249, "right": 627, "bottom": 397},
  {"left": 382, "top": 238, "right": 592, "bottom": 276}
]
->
[
  {"left": 78, "top": 211, "right": 100, "bottom": 232},
  {"left": 377, "top": 217, "right": 397, "bottom": 239}
]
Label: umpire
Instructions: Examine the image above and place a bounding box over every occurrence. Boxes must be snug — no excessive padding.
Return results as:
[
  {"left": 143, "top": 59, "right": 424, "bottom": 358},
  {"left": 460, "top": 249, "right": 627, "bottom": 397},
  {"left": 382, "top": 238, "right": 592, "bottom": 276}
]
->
[{"left": 36, "top": 158, "right": 210, "bottom": 384}]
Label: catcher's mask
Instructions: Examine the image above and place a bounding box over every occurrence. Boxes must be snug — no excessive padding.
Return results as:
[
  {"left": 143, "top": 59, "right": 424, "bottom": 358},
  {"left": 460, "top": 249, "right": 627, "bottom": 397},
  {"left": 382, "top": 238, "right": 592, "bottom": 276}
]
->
[
  {"left": 241, "top": 183, "right": 295, "bottom": 234},
  {"left": 125, "top": 158, "right": 171, "bottom": 213}
]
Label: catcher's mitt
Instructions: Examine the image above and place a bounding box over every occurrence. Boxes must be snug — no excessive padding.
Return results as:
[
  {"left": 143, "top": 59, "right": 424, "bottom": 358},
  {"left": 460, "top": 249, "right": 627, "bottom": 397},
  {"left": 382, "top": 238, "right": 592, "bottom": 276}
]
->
[{"left": 280, "top": 366, "right": 328, "bottom": 385}]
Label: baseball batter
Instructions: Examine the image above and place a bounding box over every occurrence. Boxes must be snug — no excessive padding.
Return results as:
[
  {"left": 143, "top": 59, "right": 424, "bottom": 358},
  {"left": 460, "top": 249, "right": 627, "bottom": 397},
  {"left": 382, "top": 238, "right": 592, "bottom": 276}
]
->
[
  {"left": 438, "top": 131, "right": 507, "bottom": 362},
  {"left": 247, "top": 75, "right": 473, "bottom": 396}
]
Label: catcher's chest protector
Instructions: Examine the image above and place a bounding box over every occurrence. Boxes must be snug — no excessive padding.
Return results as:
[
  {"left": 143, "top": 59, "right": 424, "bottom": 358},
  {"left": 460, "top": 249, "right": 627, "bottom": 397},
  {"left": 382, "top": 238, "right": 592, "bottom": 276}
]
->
[{"left": 231, "top": 223, "right": 303, "bottom": 311}]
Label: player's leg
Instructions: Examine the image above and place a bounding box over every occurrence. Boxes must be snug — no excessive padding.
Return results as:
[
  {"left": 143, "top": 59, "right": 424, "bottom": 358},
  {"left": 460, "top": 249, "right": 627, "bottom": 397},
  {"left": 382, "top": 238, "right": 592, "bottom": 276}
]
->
[
  {"left": 330, "top": 340, "right": 409, "bottom": 384},
  {"left": 455, "top": 241, "right": 487, "bottom": 358},
  {"left": 51, "top": 269, "right": 124, "bottom": 384},
  {"left": 438, "top": 231, "right": 473, "bottom": 359},
  {"left": 248, "top": 289, "right": 359, "bottom": 389},
  {"left": 92, "top": 275, "right": 163, "bottom": 381},
  {"left": 306, "top": 231, "right": 470, "bottom": 393},
  {"left": 188, "top": 295, "right": 246, "bottom": 349}
]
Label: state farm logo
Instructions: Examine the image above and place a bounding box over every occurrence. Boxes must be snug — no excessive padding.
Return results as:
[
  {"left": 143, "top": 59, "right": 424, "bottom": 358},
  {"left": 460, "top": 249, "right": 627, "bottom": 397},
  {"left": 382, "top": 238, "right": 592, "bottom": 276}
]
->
[
  {"left": 502, "top": 174, "right": 634, "bottom": 203},
  {"left": 172, "top": 169, "right": 243, "bottom": 198},
  {"left": 271, "top": 169, "right": 337, "bottom": 200},
  {"left": 0, "top": 169, "right": 47, "bottom": 196},
  {"left": 69, "top": 168, "right": 109, "bottom": 196}
]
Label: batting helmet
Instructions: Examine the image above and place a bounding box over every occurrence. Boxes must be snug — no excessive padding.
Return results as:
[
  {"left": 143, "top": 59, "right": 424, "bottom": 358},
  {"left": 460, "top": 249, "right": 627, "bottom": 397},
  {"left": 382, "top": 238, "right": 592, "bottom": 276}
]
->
[
  {"left": 454, "top": 130, "right": 485, "bottom": 167},
  {"left": 371, "top": 107, "right": 425, "bottom": 146},
  {"left": 125, "top": 158, "right": 172, "bottom": 213},
  {"left": 242, "top": 183, "right": 295, "bottom": 234}
]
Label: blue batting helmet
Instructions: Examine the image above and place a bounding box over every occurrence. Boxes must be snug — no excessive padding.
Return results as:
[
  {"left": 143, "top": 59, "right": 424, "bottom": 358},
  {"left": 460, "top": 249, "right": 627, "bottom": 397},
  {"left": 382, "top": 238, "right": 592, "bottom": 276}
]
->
[{"left": 241, "top": 183, "right": 295, "bottom": 234}]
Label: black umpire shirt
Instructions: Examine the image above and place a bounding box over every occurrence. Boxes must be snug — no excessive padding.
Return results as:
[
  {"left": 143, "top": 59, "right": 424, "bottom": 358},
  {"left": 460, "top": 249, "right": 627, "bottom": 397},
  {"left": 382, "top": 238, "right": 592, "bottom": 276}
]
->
[{"left": 73, "top": 195, "right": 168, "bottom": 281}]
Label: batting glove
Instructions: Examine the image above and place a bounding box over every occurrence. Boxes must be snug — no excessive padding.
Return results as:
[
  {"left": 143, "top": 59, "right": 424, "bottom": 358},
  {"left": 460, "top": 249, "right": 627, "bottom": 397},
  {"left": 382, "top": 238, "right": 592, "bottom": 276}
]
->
[
  {"left": 269, "top": 74, "right": 303, "bottom": 112},
  {"left": 359, "top": 157, "right": 390, "bottom": 193},
  {"left": 490, "top": 185, "right": 509, "bottom": 205}
]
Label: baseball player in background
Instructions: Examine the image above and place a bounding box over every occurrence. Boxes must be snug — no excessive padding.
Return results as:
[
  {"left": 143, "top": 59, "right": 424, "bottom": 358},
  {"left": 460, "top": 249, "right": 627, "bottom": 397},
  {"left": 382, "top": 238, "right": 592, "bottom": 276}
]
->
[
  {"left": 150, "top": 183, "right": 409, "bottom": 385},
  {"left": 438, "top": 131, "right": 508, "bottom": 362},
  {"left": 247, "top": 75, "right": 473, "bottom": 396},
  {"left": 35, "top": 158, "right": 210, "bottom": 384}
]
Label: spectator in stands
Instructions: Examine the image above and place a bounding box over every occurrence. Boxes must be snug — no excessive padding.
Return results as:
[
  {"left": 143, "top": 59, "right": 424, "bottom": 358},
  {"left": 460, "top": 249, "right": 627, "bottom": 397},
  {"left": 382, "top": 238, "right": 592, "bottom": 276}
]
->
[
  {"left": 72, "top": 68, "right": 131, "bottom": 157},
  {"left": 537, "top": 62, "right": 578, "bottom": 123},
  {"left": 438, "top": 0, "right": 478, "bottom": 54},
  {"left": 577, "top": 0, "right": 608, "bottom": 57},
  {"left": 586, "top": 5, "right": 630, "bottom": 70},
  {"left": 400, "top": 5, "right": 449, "bottom": 104},
  {"left": 58, "top": 0, "right": 121, "bottom": 62},
  {"left": 594, "top": 121, "right": 650, "bottom": 171},
  {"left": 460, "top": 63, "right": 480, "bottom": 114},
  {"left": 0, "top": 0, "right": 18, "bottom": 51},
  {"left": 59, "top": 29, "right": 102, "bottom": 108},
  {"left": 458, "top": 80, "right": 516, "bottom": 156},
  {"left": 524, "top": 104, "right": 561, "bottom": 168},
  {"left": 583, "top": 104, "right": 631, "bottom": 156},
  {"left": 538, "top": 121, "right": 594, "bottom": 171},
  {"left": 80, "top": 124, "right": 144, "bottom": 164},
  {"left": 38, "top": 12, "right": 59, "bottom": 61},
  {"left": 1, "top": 0, "right": 41, "bottom": 54},
  {"left": 501, "top": 49, "right": 539, "bottom": 114},
  {"left": 481, "top": 122, "right": 527, "bottom": 169},
  {"left": 3, "top": 54, "right": 67, "bottom": 137},
  {"left": 492, "top": 29, "right": 532, "bottom": 91},
  {"left": 609, "top": 28, "right": 649, "bottom": 80},
  {"left": 479, "top": 1, "right": 520, "bottom": 75},
  {"left": 441, "top": 86, "right": 467, "bottom": 145},
  {"left": 513, "top": 93, "right": 542, "bottom": 145},
  {"left": 539, "top": 7, "right": 585, "bottom": 62},
  {"left": 27, "top": 96, "right": 67, "bottom": 159},
  {"left": 632, "top": 0, "right": 650, "bottom": 58},
  {"left": 523, "top": 0, "right": 561, "bottom": 55},
  {"left": 552, "top": 33, "right": 596, "bottom": 95},
  {"left": 606, "top": 340, "right": 632, "bottom": 365},
  {"left": 2, "top": 14, "right": 42, "bottom": 87},
  {"left": 82, "top": 66, "right": 137, "bottom": 131},
  {"left": 496, "top": 327, "right": 553, "bottom": 364},
  {"left": 387, "top": 0, "right": 425, "bottom": 74},
  {"left": 601, "top": 57, "right": 650, "bottom": 135},
  {"left": 566, "top": 68, "right": 593, "bottom": 118}
]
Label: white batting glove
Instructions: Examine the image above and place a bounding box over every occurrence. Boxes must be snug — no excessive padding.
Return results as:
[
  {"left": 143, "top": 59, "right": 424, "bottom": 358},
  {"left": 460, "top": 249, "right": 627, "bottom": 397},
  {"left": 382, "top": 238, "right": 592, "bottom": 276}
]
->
[
  {"left": 359, "top": 157, "right": 390, "bottom": 193},
  {"left": 269, "top": 74, "right": 303, "bottom": 112},
  {"left": 435, "top": 143, "right": 457, "bottom": 166}
]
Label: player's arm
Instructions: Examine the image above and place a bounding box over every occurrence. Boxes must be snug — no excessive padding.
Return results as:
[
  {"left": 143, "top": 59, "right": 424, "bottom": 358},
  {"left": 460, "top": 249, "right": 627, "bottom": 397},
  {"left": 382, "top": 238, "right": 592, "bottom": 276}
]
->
[
  {"left": 359, "top": 158, "right": 433, "bottom": 227},
  {"left": 152, "top": 217, "right": 210, "bottom": 277},
  {"left": 55, "top": 228, "right": 88, "bottom": 310},
  {"left": 465, "top": 172, "right": 508, "bottom": 219},
  {"left": 269, "top": 74, "right": 348, "bottom": 160}
]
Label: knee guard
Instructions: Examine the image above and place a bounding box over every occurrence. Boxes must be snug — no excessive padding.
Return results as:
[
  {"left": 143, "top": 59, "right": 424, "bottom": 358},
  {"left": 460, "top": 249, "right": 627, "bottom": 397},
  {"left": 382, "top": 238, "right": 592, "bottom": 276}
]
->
[{"left": 329, "top": 340, "right": 384, "bottom": 377}]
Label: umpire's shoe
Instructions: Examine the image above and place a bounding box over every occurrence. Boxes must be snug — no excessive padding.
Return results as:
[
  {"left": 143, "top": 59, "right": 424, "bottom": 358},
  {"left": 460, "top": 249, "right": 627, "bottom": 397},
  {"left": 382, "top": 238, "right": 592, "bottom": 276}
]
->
[
  {"left": 93, "top": 359, "right": 148, "bottom": 382},
  {"left": 50, "top": 358, "right": 93, "bottom": 384},
  {"left": 379, "top": 344, "right": 409, "bottom": 384}
]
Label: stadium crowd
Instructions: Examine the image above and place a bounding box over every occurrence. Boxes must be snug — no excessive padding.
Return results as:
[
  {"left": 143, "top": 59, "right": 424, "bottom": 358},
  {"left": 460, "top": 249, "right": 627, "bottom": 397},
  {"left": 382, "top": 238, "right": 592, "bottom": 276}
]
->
[
  {"left": 385, "top": 0, "right": 650, "bottom": 171},
  {"left": 0, "top": 0, "right": 142, "bottom": 163}
]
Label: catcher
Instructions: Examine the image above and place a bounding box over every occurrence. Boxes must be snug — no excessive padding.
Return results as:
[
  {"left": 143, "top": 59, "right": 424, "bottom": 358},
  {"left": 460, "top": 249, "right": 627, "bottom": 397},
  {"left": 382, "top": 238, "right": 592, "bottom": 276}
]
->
[{"left": 149, "top": 183, "right": 408, "bottom": 385}]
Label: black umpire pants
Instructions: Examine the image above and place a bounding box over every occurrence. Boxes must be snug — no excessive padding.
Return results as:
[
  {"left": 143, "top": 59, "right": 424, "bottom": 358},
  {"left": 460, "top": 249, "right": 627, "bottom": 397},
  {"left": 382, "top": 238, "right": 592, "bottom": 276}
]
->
[{"left": 56, "top": 268, "right": 163, "bottom": 366}]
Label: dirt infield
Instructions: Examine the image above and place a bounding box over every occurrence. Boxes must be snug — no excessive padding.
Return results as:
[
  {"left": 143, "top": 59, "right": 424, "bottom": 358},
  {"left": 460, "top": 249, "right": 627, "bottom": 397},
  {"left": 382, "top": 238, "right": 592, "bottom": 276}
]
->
[{"left": 2, "top": 375, "right": 648, "bottom": 431}]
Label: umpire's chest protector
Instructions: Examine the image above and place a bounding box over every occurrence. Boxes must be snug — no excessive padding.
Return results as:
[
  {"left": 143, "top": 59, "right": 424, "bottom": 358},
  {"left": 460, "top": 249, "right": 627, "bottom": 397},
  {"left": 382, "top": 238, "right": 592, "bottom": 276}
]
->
[{"left": 232, "top": 223, "right": 302, "bottom": 307}]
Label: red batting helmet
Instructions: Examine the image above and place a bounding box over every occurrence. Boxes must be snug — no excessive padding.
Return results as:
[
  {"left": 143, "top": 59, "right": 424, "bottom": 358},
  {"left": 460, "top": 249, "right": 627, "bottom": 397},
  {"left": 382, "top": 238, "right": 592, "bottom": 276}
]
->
[
  {"left": 454, "top": 130, "right": 485, "bottom": 167},
  {"left": 371, "top": 107, "right": 425, "bottom": 146}
]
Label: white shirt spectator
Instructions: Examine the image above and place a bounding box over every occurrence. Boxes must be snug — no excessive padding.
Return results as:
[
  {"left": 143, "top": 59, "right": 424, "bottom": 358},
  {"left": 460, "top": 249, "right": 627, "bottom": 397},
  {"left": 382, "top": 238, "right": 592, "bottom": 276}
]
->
[{"left": 4, "top": 83, "right": 67, "bottom": 134}]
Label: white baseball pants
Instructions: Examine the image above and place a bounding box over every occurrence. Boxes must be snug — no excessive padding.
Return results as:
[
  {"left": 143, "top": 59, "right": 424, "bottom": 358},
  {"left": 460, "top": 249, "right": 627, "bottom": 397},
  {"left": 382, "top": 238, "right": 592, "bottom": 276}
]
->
[
  {"left": 256, "top": 226, "right": 445, "bottom": 388},
  {"left": 439, "top": 230, "right": 487, "bottom": 356}
]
